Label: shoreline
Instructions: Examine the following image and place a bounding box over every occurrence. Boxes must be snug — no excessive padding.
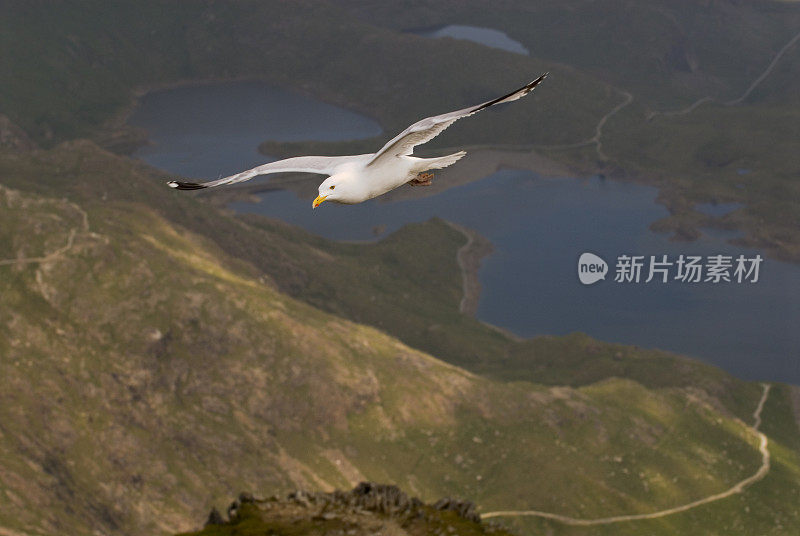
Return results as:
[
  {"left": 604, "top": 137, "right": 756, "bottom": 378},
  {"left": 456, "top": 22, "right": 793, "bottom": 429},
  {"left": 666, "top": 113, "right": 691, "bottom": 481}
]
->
[
  {"left": 94, "top": 76, "right": 284, "bottom": 155},
  {"left": 95, "top": 75, "right": 391, "bottom": 157},
  {"left": 442, "top": 221, "right": 494, "bottom": 316},
  {"left": 114, "top": 78, "right": 798, "bottom": 265}
]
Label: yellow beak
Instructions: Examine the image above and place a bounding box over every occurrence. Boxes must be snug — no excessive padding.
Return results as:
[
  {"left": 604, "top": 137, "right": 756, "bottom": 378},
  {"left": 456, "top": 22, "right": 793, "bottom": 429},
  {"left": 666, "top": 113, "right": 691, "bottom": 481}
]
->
[{"left": 313, "top": 195, "right": 328, "bottom": 208}]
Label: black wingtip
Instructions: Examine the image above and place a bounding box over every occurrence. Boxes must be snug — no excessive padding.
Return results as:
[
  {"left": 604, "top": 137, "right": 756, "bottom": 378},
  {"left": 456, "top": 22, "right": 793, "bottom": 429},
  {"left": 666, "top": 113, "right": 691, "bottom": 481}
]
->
[
  {"left": 528, "top": 72, "right": 548, "bottom": 89},
  {"left": 476, "top": 73, "right": 550, "bottom": 112},
  {"left": 167, "top": 180, "right": 207, "bottom": 191}
]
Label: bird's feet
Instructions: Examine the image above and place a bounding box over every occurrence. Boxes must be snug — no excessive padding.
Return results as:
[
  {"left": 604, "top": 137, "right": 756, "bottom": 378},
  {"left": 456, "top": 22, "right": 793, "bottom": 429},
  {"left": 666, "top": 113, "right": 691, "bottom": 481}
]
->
[{"left": 410, "top": 172, "right": 434, "bottom": 187}]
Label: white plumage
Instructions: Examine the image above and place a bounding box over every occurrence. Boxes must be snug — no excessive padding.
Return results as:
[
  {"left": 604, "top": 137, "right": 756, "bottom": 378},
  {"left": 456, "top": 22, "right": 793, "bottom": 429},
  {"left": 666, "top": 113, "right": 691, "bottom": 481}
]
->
[{"left": 167, "top": 74, "right": 548, "bottom": 208}]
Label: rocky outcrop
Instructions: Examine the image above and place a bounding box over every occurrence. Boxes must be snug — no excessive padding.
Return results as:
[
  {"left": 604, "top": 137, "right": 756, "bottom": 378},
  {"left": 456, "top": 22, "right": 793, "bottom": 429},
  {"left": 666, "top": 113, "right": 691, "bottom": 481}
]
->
[
  {"left": 432, "top": 496, "right": 481, "bottom": 524},
  {"left": 195, "top": 482, "right": 506, "bottom": 535}
]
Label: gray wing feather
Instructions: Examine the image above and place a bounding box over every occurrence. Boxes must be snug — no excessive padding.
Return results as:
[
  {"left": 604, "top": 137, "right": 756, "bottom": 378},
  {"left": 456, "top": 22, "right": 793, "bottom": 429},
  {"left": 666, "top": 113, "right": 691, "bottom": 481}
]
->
[
  {"left": 167, "top": 155, "right": 363, "bottom": 190},
  {"left": 366, "top": 74, "right": 548, "bottom": 167}
]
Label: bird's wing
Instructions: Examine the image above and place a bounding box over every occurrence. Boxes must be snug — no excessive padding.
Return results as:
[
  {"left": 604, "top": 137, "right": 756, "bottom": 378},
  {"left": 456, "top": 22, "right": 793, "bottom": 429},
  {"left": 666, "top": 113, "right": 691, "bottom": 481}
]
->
[
  {"left": 366, "top": 74, "right": 548, "bottom": 167},
  {"left": 167, "top": 155, "right": 363, "bottom": 190}
]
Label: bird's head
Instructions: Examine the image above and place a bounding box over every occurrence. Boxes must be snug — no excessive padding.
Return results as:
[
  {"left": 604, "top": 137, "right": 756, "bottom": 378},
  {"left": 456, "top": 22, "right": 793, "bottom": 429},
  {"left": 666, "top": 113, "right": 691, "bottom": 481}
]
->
[{"left": 313, "top": 173, "right": 358, "bottom": 208}]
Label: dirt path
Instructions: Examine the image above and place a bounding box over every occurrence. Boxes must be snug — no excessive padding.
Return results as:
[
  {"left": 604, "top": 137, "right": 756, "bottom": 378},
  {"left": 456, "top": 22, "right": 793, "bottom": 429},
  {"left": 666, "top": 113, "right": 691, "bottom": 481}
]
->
[
  {"left": 648, "top": 29, "right": 800, "bottom": 119},
  {"left": 726, "top": 31, "right": 800, "bottom": 106},
  {"left": 646, "top": 96, "right": 713, "bottom": 120},
  {"left": 592, "top": 91, "right": 633, "bottom": 160},
  {"left": 579, "top": 27, "right": 798, "bottom": 150},
  {"left": 482, "top": 383, "right": 772, "bottom": 525},
  {"left": 539, "top": 89, "right": 633, "bottom": 159},
  {"left": 0, "top": 196, "right": 90, "bottom": 267},
  {"left": 0, "top": 227, "right": 79, "bottom": 267}
]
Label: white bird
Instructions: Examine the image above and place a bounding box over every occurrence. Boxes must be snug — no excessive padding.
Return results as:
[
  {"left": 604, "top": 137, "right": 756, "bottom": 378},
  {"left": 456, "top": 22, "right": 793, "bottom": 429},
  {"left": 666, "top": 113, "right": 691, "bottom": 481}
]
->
[{"left": 167, "top": 74, "right": 548, "bottom": 208}]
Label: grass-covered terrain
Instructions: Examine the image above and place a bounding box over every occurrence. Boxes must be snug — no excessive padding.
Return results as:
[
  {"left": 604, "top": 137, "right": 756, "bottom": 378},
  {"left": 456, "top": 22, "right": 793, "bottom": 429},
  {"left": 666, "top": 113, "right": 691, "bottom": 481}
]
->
[
  {"left": 0, "top": 142, "right": 762, "bottom": 419},
  {"left": 1, "top": 2, "right": 799, "bottom": 534},
  {"left": 0, "top": 141, "right": 799, "bottom": 536},
  {"left": 507, "top": 383, "right": 800, "bottom": 536}
]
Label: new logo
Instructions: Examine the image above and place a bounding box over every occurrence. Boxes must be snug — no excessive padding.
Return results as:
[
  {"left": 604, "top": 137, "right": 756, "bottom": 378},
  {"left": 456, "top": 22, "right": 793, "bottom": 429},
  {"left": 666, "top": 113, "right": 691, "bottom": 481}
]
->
[{"left": 578, "top": 252, "right": 608, "bottom": 285}]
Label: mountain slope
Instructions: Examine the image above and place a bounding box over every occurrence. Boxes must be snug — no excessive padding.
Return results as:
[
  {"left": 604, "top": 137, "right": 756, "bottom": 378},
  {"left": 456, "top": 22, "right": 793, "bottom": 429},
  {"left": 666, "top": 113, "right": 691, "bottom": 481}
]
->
[
  {"left": 1, "top": 145, "right": 800, "bottom": 535},
  {"left": 0, "top": 141, "right": 763, "bottom": 421},
  {"left": 1, "top": 3, "right": 799, "bottom": 534}
]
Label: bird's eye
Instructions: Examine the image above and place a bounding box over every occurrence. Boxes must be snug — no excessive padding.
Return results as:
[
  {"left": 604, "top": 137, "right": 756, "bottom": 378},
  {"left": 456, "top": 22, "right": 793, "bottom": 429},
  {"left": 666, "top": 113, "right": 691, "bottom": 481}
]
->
[{"left": 329, "top": 185, "right": 335, "bottom": 190}]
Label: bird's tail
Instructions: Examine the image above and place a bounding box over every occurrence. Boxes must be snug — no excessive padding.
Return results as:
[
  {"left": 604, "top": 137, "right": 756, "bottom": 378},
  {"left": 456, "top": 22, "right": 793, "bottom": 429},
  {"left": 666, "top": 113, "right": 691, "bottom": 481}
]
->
[{"left": 421, "top": 151, "right": 467, "bottom": 170}]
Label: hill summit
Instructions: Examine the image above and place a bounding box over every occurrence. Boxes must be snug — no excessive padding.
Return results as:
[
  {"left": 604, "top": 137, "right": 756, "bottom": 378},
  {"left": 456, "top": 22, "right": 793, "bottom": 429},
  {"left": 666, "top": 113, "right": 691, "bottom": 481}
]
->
[{"left": 183, "top": 482, "right": 514, "bottom": 536}]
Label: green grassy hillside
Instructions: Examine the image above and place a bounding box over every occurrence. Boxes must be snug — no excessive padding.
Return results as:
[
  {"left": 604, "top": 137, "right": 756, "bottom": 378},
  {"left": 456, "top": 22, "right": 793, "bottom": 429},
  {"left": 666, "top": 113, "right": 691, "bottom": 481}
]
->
[
  {"left": 1, "top": 143, "right": 799, "bottom": 536},
  {"left": 507, "top": 383, "right": 800, "bottom": 536},
  {"left": 0, "top": 141, "right": 762, "bottom": 421},
  {"left": 1, "top": 2, "right": 799, "bottom": 534}
]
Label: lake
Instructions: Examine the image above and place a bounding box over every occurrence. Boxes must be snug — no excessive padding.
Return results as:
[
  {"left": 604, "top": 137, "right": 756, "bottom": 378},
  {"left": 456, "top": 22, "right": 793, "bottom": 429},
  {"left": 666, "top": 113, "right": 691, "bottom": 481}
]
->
[
  {"left": 129, "top": 81, "right": 382, "bottom": 180},
  {"left": 129, "top": 81, "right": 800, "bottom": 384},
  {"left": 408, "top": 25, "right": 529, "bottom": 55}
]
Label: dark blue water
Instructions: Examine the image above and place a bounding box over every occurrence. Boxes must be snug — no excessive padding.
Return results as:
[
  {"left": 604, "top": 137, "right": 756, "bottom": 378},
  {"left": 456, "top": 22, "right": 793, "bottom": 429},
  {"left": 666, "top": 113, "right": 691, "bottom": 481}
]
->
[
  {"left": 129, "top": 81, "right": 381, "bottom": 179},
  {"left": 409, "top": 25, "right": 529, "bottom": 55},
  {"left": 129, "top": 81, "right": 800, "bottom": 384}
]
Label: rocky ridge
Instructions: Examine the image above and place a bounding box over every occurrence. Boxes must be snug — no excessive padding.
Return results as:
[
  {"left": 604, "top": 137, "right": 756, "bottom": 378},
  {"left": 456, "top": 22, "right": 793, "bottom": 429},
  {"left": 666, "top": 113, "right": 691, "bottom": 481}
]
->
[{"left": 191, "top": 482, "right": 511, "bottom": 536}]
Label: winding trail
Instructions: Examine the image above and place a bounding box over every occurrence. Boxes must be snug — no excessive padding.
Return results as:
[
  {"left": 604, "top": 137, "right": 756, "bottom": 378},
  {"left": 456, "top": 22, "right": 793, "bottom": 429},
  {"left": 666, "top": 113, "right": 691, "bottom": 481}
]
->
[
  {"left": 592, "top": 91, "right": 633, "bottom": 160},
  {"left": 562, "top": 28, "right": 800, "bottom": 153},
  {"left": 562, "top": 28, "right": 800, "bottom": 158},
  {"left": 648, "top": 29, "right": 800, "bottom": 119},
  {"left": 0, "top": 194, "right": 95, "bottom": 268},
  {"left": 646, "top": 96, "right": 713, "bottom": 120},
  {"left": 482, "top": 383, "right": 772, "bottom": 526},
  {"left": 539, "top": 90, "right": 633, "bottom": 160},
  {"left": 726, "top": 31, "right": 800, "bottom": 106},
  {"left": 0, "top": 227, "right": 79, "bottom": 267}
]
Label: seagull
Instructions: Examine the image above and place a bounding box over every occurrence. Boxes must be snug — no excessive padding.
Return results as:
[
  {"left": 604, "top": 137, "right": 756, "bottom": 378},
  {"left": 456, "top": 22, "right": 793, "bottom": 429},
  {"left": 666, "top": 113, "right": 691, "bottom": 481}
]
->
[{"left": 167, "top": 74, "right": 548, "bottom": 208}]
